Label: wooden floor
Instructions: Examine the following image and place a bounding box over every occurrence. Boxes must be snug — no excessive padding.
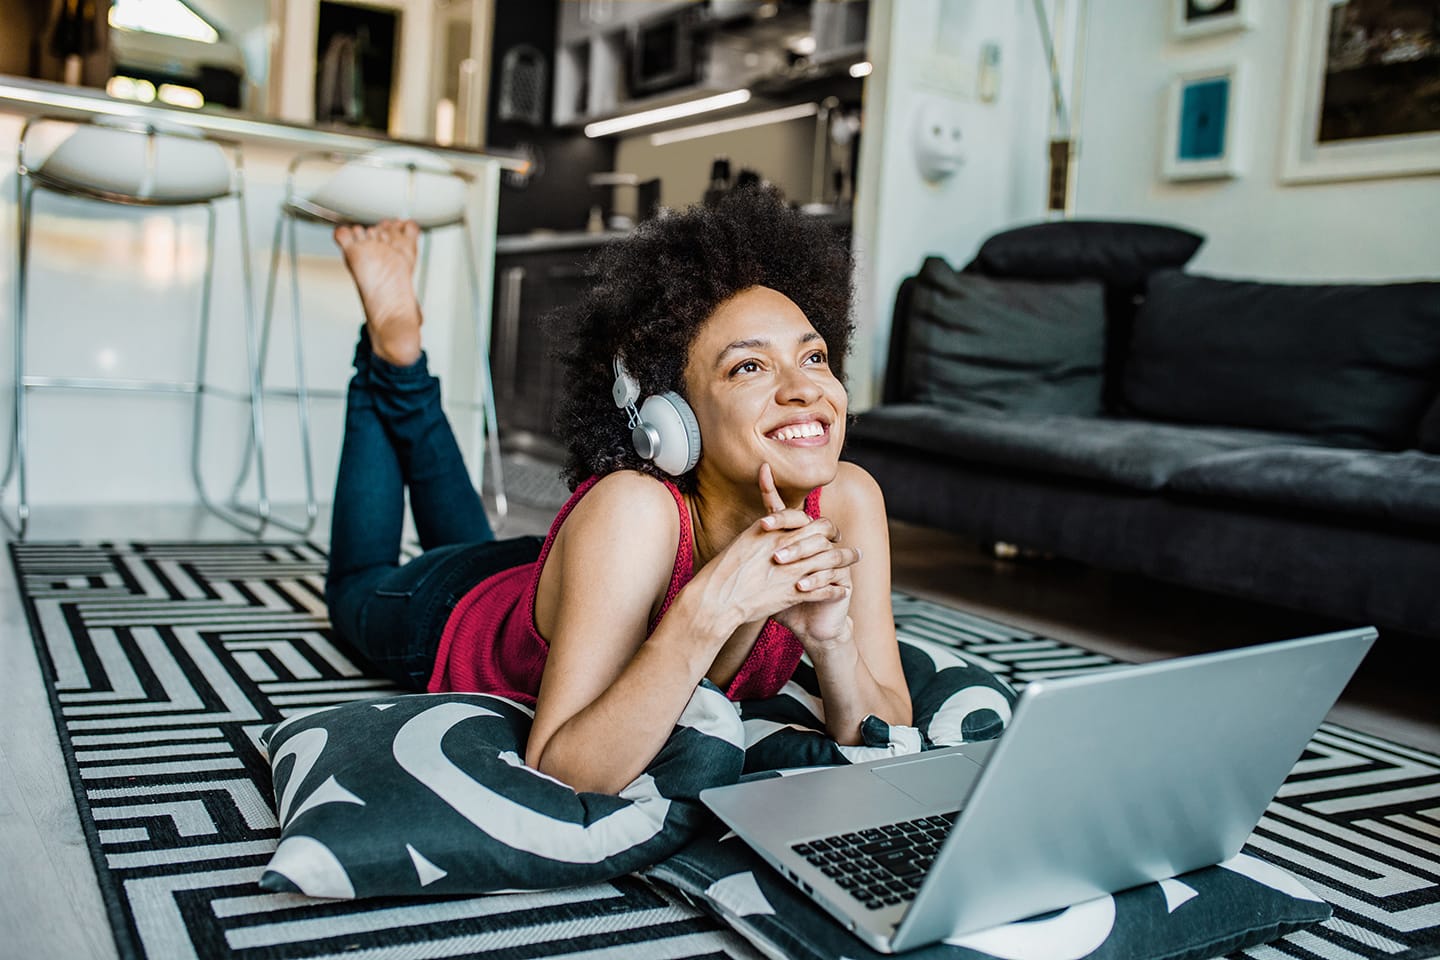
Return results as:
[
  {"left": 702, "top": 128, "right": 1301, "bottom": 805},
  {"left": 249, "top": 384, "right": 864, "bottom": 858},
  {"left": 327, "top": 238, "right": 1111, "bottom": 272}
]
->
[{"left": 2, "top": 502, "right": 1436, "bottom": 959}]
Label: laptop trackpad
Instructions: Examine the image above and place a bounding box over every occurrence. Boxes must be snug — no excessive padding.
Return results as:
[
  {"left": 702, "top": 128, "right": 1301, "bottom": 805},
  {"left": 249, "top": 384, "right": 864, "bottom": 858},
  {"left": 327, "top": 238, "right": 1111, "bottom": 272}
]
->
[{"left": 872, "top": 753, "right": 984, "bottom": 807}]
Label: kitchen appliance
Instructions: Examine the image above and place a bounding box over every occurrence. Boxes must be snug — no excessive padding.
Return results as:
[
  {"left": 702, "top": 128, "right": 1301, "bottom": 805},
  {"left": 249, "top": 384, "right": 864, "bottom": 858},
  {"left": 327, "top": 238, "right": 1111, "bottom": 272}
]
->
[
  {"left": 629, "top": 7, "right": 701, "bottom": 96},
  {"left": 588, "top": 171, "right": 663, "bottom": 228}
]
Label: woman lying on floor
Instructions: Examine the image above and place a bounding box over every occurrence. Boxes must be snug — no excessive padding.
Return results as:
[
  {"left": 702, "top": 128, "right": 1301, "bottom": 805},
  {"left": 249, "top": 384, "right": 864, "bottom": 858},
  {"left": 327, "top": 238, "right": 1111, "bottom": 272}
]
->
[{"left": 325, "top": 188, "right": 911, "bottom": 795}]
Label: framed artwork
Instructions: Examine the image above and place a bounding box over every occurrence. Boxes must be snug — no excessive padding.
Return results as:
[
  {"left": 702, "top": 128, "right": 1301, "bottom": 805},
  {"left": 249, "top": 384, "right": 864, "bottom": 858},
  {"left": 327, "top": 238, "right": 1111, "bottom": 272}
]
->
[
  {"left": 1162, "top": 64, "right": 1242, "bottom": 181},
  {"left": 1281, "top": 0, "right": 1440, "bottom": 183},
  {"left": 1172, "top": 0, "right": 1254, "bottom": 39}
]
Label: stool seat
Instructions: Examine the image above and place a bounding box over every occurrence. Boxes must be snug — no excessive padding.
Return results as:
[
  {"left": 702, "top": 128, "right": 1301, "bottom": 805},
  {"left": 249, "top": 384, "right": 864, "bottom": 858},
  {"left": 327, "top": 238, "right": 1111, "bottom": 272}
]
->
[
  {"left": 253, "top": 146, "right": 506, "bottom": 533},
  {"left": 35, "top": 122, "right": 233, "bottom": 205},
  {"left": 290, "top": 146, "right": 469, "bottom": 229}
]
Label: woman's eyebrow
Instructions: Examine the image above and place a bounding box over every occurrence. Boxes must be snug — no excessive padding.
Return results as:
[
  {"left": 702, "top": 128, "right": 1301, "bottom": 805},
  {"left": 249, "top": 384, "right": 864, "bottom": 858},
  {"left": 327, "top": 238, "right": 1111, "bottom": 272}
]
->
[
  {"left": 714, "top": 332, "right": 824, "bottom": 369},
  {"left": 714, "top": 338, "right": 768, "bottom": 369}
]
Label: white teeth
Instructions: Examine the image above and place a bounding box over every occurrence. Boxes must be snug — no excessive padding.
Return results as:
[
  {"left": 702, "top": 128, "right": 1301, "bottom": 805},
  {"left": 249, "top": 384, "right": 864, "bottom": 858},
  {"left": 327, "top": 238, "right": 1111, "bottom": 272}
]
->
[{"left": 770, "top": 421, "right": 825, "bottom": 441}]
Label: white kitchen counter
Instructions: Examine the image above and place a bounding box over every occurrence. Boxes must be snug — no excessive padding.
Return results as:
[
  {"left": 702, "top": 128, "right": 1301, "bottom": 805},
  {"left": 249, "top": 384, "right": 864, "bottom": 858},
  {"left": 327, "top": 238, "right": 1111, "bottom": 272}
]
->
[{"left": 0, "top": 77, "right": 521, "bottom": 518}]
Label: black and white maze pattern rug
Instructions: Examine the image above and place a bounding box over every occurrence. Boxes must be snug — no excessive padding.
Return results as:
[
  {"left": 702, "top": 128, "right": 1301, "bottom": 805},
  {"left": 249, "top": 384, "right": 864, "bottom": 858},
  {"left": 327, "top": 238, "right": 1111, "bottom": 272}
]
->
[{"left": 10, "top": 542, "right": 1440, "bottom": 960}]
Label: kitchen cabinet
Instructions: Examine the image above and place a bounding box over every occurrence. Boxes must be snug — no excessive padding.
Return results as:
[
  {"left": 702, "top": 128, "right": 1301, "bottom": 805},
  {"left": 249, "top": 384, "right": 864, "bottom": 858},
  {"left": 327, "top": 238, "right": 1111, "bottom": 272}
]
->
[
  {"left": 490, "top": 237, "right": 615, "bottom": 454},
  {"left": 553, "top": 1, "right": 868, "bottom": 129},
  {"left": 555, "top": 0, "right": 728, "bottom": 126}
]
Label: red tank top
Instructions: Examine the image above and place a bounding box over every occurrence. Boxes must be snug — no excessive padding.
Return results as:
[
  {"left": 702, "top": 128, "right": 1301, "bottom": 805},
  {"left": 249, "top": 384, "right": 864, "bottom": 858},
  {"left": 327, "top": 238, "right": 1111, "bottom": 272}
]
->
[{"left": 426, "top": 475, "right": 819, "bottom": 705}]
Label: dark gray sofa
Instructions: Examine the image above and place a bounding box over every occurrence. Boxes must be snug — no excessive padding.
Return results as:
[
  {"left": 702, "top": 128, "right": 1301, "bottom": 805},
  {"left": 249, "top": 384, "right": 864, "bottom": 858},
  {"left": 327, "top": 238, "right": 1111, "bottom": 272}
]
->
[{"left": 844, "top": 221, "right": 1440, "bottom": 639}]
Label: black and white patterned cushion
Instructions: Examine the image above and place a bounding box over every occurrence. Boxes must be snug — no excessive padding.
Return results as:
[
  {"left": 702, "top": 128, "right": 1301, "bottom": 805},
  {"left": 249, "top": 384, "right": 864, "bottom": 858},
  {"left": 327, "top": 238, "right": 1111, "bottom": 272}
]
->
[
  {"left": 739, "top": 635, "right": 1016, "bottom": 770},
  {"left": 257, "top": 636, "right": 1332, "bottom": 955},
  {"left": 645, "top": 818, "right": 1331, "bottom": 960},
  {"left": 258, "top": 682, "right": 745, "bottom": 898},
  {"left": 257, "top": 639, "right": 1016, "bottom": 899}
]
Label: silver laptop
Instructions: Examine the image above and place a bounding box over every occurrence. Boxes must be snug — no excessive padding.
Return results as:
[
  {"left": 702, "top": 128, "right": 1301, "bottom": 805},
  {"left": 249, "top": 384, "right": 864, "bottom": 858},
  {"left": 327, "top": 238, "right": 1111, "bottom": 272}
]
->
[{"left": 701, "top": 627, "right": 1375, "bottom": 953}]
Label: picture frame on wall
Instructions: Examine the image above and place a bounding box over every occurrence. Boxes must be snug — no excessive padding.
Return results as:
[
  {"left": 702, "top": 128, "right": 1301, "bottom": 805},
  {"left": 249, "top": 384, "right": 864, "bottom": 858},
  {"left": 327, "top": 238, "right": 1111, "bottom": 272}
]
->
[
  {"left": 1162, "top": 63, "right": 1242, "bottom": 181},
  {"left": 1172, "top": 0, "right": 1254, "bottom": 40},
  {"left": 1281, "top": 0, "right": 1440, "bottom": 183}
]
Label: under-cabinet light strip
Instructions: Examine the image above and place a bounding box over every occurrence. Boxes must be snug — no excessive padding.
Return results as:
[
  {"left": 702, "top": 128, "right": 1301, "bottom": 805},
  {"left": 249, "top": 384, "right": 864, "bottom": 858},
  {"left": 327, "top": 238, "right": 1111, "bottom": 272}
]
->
[
  {"left": 648, "top": 102, "right": 820, "bottom": 146},
  {"left": 583, "top": 90, "right": 753, "bottom": 138}
]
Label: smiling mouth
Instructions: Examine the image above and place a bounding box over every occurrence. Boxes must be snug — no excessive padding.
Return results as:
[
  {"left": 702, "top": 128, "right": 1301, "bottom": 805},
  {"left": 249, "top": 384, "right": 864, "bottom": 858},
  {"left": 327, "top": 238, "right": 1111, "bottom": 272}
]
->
[{"left": 766, "top": 420, "right": 829, "bottom": 444}]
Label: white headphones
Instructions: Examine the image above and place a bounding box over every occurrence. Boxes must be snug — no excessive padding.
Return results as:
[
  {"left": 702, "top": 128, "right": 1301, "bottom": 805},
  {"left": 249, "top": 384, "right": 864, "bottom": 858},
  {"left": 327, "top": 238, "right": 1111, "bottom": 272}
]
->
[{"left": 612, "top": 356, "right": 701, "bottom": 476}]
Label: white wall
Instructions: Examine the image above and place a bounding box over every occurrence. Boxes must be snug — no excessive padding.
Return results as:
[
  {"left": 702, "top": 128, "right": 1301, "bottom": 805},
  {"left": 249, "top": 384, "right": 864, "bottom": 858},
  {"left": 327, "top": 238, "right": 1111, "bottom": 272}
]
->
[
  {"left": 850, "top": 0, "right": 1440, "bottom": 411},
  {"left": 849, "top": 0, "right": 1058, "bottom": 410},
  {"left": 1072, "top": 0, "right": 1440, "bottom": 282}
]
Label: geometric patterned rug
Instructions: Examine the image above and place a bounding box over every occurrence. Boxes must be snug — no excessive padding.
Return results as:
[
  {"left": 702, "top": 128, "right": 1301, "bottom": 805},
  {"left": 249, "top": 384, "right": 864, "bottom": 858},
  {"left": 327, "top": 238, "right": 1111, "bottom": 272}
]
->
[{"left": 10, "top": 541, "right": 1440, "bottom": 960}]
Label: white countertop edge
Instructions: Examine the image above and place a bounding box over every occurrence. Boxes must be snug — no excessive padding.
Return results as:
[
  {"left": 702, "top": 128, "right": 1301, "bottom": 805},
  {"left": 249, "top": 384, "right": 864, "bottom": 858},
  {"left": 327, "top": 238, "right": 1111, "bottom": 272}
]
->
[{"left": 0, "top": 75, "right": 530, "bottom": 172}]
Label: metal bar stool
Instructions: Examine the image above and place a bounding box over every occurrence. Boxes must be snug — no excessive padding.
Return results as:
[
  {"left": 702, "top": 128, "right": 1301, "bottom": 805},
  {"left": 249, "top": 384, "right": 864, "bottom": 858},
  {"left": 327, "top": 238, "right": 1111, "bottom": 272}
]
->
[
  {"left": 247, "top": 146, "right": 507, "bottom": 534},
  {"left": 2, "top": 116, "right": 270, "bottom": 539}
]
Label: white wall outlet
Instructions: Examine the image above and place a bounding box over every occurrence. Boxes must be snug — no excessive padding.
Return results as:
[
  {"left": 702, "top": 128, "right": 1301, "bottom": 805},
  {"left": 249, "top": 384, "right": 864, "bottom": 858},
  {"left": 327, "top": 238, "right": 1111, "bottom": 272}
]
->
[{"left": 913, "top": 98, "right": 965, "bottom": 183}]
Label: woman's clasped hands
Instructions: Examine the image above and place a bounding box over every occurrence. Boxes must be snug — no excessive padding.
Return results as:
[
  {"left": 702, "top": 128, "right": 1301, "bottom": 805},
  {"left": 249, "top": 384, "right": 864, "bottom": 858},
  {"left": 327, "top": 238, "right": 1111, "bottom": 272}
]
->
[{"left": 699, "top": 463, "right": 861, "bottom": 655}]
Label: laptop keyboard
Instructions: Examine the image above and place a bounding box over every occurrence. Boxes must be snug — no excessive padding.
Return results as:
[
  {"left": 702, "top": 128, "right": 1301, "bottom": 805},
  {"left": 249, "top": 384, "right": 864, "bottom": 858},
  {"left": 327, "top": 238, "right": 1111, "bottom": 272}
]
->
[{"left": 791, "top": 812, "right": 958, "bottom": 910}]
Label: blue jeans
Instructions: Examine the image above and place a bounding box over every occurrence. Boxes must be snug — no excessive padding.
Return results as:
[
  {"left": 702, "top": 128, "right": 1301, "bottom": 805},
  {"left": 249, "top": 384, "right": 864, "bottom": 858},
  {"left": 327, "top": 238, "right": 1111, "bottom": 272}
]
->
[{"left": 324, "top": 329, "right": 541, "bottom": 690}]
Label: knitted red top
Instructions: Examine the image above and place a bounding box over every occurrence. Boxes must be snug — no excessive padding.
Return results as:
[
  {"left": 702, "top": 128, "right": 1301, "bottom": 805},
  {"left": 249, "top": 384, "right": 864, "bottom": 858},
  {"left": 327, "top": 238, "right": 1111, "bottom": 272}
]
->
[{"left": 427, "top": 475, "right": 818, "bottom": 705}]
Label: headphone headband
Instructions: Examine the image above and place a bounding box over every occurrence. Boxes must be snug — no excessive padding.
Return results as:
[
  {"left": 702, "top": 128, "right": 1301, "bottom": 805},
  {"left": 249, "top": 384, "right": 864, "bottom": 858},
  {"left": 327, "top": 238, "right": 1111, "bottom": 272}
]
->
[{"left": 612, "top": 356, "right": 640, "bottom": 409}]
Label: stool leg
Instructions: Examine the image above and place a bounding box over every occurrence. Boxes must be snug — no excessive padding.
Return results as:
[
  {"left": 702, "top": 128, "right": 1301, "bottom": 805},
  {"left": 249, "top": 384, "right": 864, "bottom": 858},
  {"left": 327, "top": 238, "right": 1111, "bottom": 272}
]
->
[
  {"left": 235, "top": 181, "right": 274, "bottom": 533},
  {"left": 238, "top": 211, "right": 315, "bottom": 536},
  {"left": 3, "top": 176, "right": 35, "bottom": 538},
  {"left": 286, "top": 213, "right": 320, "bottom": 533},
  {"left": 191, "top": 202, "right": 266, "bottom": 536},
  {"left": 417, "top": 231, "right": 432, "bottom": 310},
  {"left": 231, "top": 214, "right": 285, "bottom": 501},
  {"left": 461, "top": 219, "right": 506, "bottom": 527}
]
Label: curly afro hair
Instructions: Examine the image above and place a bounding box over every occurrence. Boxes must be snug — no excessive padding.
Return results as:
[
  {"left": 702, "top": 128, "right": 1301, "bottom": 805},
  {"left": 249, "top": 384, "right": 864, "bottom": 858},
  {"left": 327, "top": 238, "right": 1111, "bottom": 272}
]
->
[{"left": 548, "top": 186, "right": 855, "bottom": 493}]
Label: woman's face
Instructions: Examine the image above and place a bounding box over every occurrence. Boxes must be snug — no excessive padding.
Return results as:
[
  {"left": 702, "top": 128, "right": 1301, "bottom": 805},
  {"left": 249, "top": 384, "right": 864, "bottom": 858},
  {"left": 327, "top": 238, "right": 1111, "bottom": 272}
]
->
[{"left": 682, "top": 285, "right": 847, "bottom": 498}]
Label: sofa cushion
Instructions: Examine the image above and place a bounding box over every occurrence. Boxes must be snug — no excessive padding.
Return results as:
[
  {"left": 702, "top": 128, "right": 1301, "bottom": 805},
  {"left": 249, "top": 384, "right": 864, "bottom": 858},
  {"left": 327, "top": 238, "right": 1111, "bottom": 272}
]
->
[
  {"left": 1124, "top": 271, "right": 1440, "bottom": 449},
  {"left": 1419, "top": 394, "right": 1440, "bottom": 454},
  {"left": 971, "top": 220, "right": 1205, "bottom": 287},
  {"left": 902, "top": 260, "right": 1106, "bottom": 416},
  {"left": 1167, "top": 447, "right": 1440, "bottom": 530},
  {"left": 847, "top": 405, "right": 1319, "bottom": 492}
]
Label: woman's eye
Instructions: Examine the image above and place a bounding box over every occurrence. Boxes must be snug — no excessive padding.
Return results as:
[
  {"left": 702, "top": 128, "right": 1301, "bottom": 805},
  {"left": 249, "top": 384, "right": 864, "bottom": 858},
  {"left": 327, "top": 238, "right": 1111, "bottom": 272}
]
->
[
  {"left": 731, "top": 360, "right": 761, "bottom": 376},
  {"left": 804, "top": 350, "right": 827, "bottom": 366}
]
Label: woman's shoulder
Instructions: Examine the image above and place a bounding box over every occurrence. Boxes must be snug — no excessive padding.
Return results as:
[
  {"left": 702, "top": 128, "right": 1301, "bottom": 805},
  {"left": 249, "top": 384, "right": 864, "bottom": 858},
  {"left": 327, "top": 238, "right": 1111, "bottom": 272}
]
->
[
  {"left": 560, "top": 470, "right": 683, "bottom": 543},
  {"left": 820, "top": 461, "right": 885, "bottom": 517}
]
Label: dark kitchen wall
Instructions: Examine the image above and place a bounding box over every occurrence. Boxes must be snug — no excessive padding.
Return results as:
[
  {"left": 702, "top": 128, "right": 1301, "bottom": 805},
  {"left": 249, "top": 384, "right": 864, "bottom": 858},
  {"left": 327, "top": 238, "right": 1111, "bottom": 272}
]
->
[{"left": 487, "top": 2, "right": 616, "bottom": 235}]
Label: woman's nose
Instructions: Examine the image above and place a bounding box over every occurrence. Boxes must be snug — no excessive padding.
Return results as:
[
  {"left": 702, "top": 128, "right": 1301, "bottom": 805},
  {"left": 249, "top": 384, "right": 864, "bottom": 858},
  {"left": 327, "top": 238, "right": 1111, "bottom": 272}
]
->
[{"left": 777, "top": 364, "right": 823, "bottom": 403}]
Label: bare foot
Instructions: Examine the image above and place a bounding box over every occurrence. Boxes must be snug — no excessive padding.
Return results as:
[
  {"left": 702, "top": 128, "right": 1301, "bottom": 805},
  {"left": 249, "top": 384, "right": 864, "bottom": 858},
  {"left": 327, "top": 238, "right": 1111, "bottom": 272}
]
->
[{"left": 334, "top": 219, "right": 423, "bottom": 366}]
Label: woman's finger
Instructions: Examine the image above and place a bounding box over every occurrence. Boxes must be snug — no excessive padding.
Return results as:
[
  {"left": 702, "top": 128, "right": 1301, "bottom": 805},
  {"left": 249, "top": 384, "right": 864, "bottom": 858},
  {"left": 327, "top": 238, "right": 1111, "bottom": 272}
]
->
[
  {"left": 788, "top": 547, "right": 863, "bottom": 586},
  {"left": 757, "top": 463, "right": 787, "bottom": 515},
  {"left": 769, "top": 516, "right": 839, "bottom": 544},
  {"left": 794, "top": 563, "right": 856, "bottom": 593},
  {"left": 815, "top": 546, "right": 863, "bottom": 573},
  {"left": 774, "top": 531, "right": 855, "bottom": 564},
  {"left": 795, "top": 582, "right": 849, "bottom": 603},
  {"left": 758, "top": 507, "right": 815, "bottom": 532}
]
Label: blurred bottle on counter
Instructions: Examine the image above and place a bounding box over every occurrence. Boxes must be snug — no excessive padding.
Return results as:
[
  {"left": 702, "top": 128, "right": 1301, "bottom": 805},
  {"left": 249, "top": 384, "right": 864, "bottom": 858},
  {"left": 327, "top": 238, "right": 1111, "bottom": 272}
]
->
[
  {"left": 48, "top": 0, "right": 101, "bottom": 85},
  {"left": 702, "top": 156, "right": 731, "bottom": 207}
]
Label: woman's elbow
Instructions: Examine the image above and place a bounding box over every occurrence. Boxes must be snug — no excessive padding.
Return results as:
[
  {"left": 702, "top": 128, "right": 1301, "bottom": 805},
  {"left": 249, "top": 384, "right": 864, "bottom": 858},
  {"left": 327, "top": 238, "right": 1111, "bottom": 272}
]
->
[
  {"left": 891, "top": 689, "right": 914, "bottom": 728},
  {"left": 528, "top": 741, "right": 633, "bottom": 796}
]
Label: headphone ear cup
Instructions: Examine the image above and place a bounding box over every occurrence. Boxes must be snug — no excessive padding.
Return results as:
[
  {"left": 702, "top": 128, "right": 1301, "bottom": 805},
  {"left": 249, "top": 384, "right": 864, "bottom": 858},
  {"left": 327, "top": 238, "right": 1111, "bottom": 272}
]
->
[{"left": 638, "top": 392, "right": 701, "bottom": 476}]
